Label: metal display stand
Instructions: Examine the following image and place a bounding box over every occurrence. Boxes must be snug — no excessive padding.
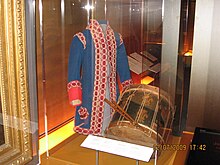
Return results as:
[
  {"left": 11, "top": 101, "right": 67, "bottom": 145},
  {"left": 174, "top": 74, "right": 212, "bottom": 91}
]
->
[{"left": 96, "top": 150, "right": 99, "bottom": 165}]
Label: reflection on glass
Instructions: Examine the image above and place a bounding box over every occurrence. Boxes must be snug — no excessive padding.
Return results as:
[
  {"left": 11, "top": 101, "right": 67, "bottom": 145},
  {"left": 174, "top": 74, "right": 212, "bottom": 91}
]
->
[
  {"left": 0, "top": 98, "right": 5, "bottom": 145},
  {"left": 37, "top": 0, "right": 183, "bottom": 163},
  {"left": 37, "top": 0, "right": 88, "bottom": 135}
]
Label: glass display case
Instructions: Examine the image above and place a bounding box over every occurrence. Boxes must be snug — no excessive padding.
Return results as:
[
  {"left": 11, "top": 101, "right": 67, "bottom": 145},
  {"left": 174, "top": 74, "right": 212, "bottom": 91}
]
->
[{"left": 36, "top": 0, "right": 181, "bottom": 164}]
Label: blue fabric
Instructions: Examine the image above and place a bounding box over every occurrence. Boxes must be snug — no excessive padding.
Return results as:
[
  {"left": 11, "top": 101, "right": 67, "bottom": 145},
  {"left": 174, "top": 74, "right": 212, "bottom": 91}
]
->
[{"left": 68, "top": 28, "right": 131, "bottom": 131}]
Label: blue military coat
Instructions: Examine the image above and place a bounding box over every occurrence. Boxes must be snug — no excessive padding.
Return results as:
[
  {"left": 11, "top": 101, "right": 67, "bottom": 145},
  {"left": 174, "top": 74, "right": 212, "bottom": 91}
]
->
[{"left": 67, "top": 19, "right": 133, "bottom": 135}]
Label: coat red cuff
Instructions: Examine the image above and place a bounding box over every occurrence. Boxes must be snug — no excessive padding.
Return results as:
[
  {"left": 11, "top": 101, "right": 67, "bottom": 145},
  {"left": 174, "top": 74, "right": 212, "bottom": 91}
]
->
[{"left": 67, "top": 80, "right": 82, "bottom": 106}]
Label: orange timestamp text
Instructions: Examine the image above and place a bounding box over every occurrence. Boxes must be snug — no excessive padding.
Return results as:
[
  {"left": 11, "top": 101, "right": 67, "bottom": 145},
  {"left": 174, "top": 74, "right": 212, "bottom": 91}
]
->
[{"left": 153, "top": 144, "right": 207, "bottom": 151}]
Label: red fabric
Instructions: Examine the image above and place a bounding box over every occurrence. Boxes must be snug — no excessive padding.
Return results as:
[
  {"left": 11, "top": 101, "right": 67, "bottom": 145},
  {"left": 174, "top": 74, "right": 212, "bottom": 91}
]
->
[
  {"left": 131, "top": 71, "right": 141, "bottom": 84},
  {"left": 68, "top": 87, "right": 82, "bottom": 106}
]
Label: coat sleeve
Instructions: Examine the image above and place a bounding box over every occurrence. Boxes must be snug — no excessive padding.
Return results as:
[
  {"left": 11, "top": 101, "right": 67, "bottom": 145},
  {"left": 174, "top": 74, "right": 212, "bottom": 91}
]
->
[
  {"left": 116, "top": 33, "right": 133, "bottom": 90},
  {"left": 67, "top": 32, "right": 86, "bottom": 106}
]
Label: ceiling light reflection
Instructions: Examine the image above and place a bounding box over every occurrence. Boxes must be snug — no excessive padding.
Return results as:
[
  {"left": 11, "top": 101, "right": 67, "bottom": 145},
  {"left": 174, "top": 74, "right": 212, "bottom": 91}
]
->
[{"left": 83, "top": 4, "right": 94, "bottom": 11}]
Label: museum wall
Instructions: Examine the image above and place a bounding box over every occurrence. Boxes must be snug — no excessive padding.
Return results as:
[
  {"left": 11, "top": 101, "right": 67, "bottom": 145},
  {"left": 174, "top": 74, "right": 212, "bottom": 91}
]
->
[{"left": 187, "top": 0, "right": 220, "bottom": 131}]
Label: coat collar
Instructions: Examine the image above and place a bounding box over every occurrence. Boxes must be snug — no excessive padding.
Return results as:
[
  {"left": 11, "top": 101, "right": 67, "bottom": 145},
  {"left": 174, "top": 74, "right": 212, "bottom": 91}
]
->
[{"left": 89, "top": 19, "right": 109, "bottom": 25}]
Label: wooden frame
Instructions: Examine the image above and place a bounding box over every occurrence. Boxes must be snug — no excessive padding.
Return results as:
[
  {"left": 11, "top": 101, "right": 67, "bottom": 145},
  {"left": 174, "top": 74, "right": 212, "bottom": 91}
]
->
[{"left": 0, "top": 0, "right": 33, "bottom": 164}]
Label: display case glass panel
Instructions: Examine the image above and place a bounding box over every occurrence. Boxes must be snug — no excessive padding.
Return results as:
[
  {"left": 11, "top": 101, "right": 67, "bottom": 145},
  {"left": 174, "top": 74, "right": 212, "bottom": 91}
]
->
[{"left": 37, "top": 0, "right": 181, "bottom": 164}]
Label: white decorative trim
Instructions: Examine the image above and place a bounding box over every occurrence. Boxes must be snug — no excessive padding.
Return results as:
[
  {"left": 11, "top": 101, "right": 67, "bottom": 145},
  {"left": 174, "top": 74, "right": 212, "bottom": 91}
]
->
[
  {"left": 122, "top": 79, "right": 133, "bottom": 90},
  {"left": 86, "top": 19, "right": 118, "bottom": 134},
  {"left": 119, "top": 33, "right": 123, "bottom": 45},
  {"left": 74, "top": 32, "right": 86, "bottom": 49},
  {"left": 78, "top": 107, "right": 89, "bottom": 120},
  {"left": 67, "top": 80, "right": 82, "bottom": 91}
]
